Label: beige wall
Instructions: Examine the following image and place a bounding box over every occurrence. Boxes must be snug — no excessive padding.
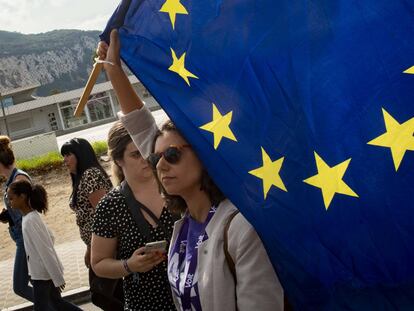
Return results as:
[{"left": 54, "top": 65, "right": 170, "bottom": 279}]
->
[{"left": 12, "top": 132, "right": 59, "bottom": 160}]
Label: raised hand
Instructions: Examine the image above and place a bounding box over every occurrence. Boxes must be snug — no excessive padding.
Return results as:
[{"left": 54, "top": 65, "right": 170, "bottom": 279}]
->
[
  {"left": 95, "top": 28, "right": 144, "bottom": 114},
  {"left": 96, "top": 29, "right": 122, "bottom": 71}
]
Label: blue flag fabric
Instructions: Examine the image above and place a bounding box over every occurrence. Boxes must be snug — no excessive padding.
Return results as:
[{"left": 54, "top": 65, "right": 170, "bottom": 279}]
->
[{"left": 101, "top": 1, "right": 414, "bottom": 309}]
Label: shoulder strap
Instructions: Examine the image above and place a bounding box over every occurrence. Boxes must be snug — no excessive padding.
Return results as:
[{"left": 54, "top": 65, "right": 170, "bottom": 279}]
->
[
  {"left": 5, "top": 168, "right": 18, "bottom": 188},
  {"left": 14, "top": 169, "right": 31, "bottom": 182},
  {"left": 118, "top": 181, "right": 154, "bottom": 240},
  {"left": 119, "top": 181, "right": 174, "bottom": 242},
  {"left": 224, "top": 210, "right": 293, "bottom": 311},
  {"left": 138, "top": 201, "right": 160, "bottom": 226},
  {"left": 223, "top": 210, "right": 240, "bottom": 310},
  {"left": 223, "top": 210, "right": 240, "bottom": 283}
]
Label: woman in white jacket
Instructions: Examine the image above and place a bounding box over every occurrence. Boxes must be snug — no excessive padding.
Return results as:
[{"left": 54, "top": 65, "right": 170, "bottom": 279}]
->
[
  {"left": 98, "top": 29, "right": 284, "bottom": 311},
  {"left": 7, "top": 180, "right": 82, "bottom": 311}
]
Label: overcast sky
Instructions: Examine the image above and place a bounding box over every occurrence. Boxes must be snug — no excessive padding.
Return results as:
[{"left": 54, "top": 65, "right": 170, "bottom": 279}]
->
[{"left": 0, "top": 0, "right": 120, "bottom": 34}]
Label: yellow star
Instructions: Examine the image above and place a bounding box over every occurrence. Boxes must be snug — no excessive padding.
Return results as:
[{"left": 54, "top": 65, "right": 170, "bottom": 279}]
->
[
  {"left": 368, "top": 108, "right": 414, "bottom": 171},
  {"left": 403, "top": 66, "right": 414, "bottom": 74},
  {"left": 248, "top": 148, "right": 287, "bottom": 199},
  {"left": 159, "top": 0, "right": 188, "bottom": 30},
  {"left": 199, "top": 104, "right": 237, "bottom": 149},
  {"left": 303, "top": 152, "right": 358, "bottom": 210},
  {"left": 168, "top": 48, "right": 198, "bottom": 86}
]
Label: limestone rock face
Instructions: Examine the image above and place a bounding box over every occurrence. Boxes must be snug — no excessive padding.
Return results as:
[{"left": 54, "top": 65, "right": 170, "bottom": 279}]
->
[{"left": 0, "top": 30, "right": 104, "bottom": 96}]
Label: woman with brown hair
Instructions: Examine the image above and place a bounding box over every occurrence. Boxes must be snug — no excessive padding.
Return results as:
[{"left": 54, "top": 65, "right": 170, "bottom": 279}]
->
[
  {"left": 97, "top": 29, "right": 284, "bottom": 311},
  {"left": 91, "top": 121, "right": 176, "bottom": 310},
  {"left": 0, "top": 136, "right": 34, "bottom": 303}
]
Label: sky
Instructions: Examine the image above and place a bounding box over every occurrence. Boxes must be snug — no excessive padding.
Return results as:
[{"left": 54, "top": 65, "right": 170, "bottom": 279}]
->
[{"left": 0, "top": 0, "right": 120, "bottom": 34}]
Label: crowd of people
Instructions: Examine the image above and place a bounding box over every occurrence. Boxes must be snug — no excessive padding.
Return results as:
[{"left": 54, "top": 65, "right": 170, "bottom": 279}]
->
[{"left": 0, "top": 29, "right": 286, "bottom": 311}]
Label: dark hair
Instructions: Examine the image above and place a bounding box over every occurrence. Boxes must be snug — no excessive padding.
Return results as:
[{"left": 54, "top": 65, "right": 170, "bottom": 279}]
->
[
  {"left": 0, "top": 135, "right": 15, "bottom": 168},
  {"left": 9, "top": 180, "right": 48, "bottom": 214},
  {"left": 152, "top": 120, "right": 225, "bottom": 213},
  {"left": 60, "top": 138, "right": 109, "bottom": 204},
  {"left": 107, "top": 121, "right": 133, "bottom": 185}
]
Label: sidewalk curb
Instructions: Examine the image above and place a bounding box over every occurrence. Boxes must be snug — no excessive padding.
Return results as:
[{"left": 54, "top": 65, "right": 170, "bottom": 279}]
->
[{"left": 5, "top": 287, "right": 91, "bottom": 311}]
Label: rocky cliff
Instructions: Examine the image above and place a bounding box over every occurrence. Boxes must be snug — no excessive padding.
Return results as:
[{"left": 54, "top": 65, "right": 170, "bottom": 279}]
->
[{"left": 0, "top": 30, "right": 106, "bottom": 96}]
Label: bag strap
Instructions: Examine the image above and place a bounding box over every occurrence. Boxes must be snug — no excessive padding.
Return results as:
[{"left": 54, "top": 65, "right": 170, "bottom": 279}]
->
[
  {"left": 14, "top": 169, "right": 31, "bottom": 182},
  {"left": 223, "top": 210, "right": 239, "bottom": 310},
  {"left": 119, "top": 181, "right": 157, "bottom": 240},
  {"left": 224, "top": 210, "right": 293, "bottom": 311},
  {"left": 223, "top": 210, "right": 239, "bottom": 283},
  {"left": 139, "top": 201, "right": 160, "bottom": 225}
]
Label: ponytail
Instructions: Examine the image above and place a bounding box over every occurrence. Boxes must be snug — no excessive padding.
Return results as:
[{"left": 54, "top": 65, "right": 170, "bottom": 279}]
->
[
  {"left": 30, "top": 185, "right": 48, "bottom": 214},
  {"left": 9, "top": 180, "right": 48, "bottom": 214}
]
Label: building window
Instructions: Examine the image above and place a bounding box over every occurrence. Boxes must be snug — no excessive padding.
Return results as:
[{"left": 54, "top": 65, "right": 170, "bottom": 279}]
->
[
  {"left": 48, "top": 113, "right": 58, "bottom": 131},
  {"left": 2, "top": 97, "right": 14, "bottom": 107},
  {"left": 9, "top": 117, "right": 32, "bottom": 132},
  {"left": 87, "top": 93, "right": 114, "bottom": 122},
  {"left": 59, "top": 100, "right": 88, "bottom": 129}
]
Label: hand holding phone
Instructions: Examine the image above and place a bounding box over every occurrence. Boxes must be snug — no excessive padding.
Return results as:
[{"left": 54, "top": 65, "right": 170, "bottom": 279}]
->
[
  {"left": 128, "top": 243, "right": 167, "bottom": 273},
  {"left": 144, "top": 240, "right": 167, "bottom": 253}
]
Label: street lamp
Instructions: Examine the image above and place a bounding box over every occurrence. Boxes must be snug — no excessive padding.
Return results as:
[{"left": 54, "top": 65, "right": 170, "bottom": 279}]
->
[{"left": 0, "top": 93, "right": 10, "bottom": 137}]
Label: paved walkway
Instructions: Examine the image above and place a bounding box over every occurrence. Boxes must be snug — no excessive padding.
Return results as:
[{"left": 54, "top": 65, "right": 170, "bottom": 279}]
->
[
  {"left": 77, "top": 302, "right": 101, "bottom": 310},
  {"left": 0, "top": 239, "right": 89, "bottom": 310}
]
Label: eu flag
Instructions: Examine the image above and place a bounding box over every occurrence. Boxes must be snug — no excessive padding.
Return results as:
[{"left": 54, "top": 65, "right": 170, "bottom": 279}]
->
[{"left": 101, "top": 1, "right": 414, "bottom": 309}]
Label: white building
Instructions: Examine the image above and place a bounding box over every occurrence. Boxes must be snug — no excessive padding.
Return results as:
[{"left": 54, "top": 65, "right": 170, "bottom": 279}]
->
[{"left": 0, "top": 76, "right": 159, "bottom": 140}]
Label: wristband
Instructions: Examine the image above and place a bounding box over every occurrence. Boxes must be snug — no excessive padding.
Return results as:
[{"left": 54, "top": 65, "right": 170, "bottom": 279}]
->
[
  {"left": 94, "top": 58, "right": 115, "bottom": 66},
  {"left": 122, "top": 259, "right": 132, "bottom": 274}
]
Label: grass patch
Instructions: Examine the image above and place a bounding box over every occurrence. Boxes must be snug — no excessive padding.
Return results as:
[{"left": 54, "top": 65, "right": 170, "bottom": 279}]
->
[
  {"left": 92, "top": 141, "right": 108, "bottom": 155},
  {"left": 16, "top": 140, "right": 108, "bottom": 174},
  {"left": 16, "top": 152, "right": 63, "bottom": 174}
]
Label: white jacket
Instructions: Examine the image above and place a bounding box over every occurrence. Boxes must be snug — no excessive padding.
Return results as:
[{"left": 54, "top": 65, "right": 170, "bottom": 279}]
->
[
  {"left": 22, "top": 211, "right": 65, "bottom": 287},
  {"left": 169, "top": 200, "right": 284, "bottom": 311}
]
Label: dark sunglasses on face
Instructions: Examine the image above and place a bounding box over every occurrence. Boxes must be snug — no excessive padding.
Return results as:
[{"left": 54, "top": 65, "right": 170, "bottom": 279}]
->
[{"left": 148, "top": 144, "right": 191, "bottom": 169}]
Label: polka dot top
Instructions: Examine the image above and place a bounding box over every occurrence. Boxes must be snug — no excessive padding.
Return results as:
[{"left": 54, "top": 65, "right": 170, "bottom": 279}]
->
[
  {"left": 70, "top": 167, "right": 112, "bottom": 245},
  {"left": 93, "top": 187, "right": 176, "bottom": 311}
]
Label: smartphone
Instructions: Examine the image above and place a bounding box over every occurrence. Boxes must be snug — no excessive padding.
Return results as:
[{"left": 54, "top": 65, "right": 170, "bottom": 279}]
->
[{"left": 144, "top": 240, "right": 167, "bottom": 253}]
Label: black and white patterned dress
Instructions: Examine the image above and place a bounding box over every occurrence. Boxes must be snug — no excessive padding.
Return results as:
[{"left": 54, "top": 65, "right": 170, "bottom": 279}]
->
[
  {"left": 93, "top": 187, "right": 176, "bottom": 311},
  {"left": 70, "top": 167, "right": 112, "bottom": 245}
]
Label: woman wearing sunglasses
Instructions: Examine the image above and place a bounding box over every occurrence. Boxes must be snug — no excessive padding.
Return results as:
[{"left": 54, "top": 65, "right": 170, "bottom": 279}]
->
[
  {"left": 91, "top": 121, "right": 176, "bottom": 311},
  {"left": 97, "top": 30, "right": 284, "bottom": 311}
]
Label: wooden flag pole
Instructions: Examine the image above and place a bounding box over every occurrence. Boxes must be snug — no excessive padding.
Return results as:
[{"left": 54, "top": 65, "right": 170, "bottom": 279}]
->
[{"left": 73, "top": 61, "right": 104, "bottom": 117}]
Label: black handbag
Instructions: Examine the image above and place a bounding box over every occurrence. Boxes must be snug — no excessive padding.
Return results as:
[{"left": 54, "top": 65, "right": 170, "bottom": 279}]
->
[{"left": 89, "top": 268, "right": 124, "bottom": 311}]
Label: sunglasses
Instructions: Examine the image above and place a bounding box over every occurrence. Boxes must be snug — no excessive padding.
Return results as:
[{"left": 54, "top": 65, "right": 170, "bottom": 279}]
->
[{"left": 148, "top": 144, "right": 191, "bottom": 169}]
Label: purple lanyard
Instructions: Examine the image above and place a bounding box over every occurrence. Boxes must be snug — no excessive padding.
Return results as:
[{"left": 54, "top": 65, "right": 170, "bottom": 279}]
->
[{"left": 170, "top": 206, "right": 217, "bottom": 310}]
